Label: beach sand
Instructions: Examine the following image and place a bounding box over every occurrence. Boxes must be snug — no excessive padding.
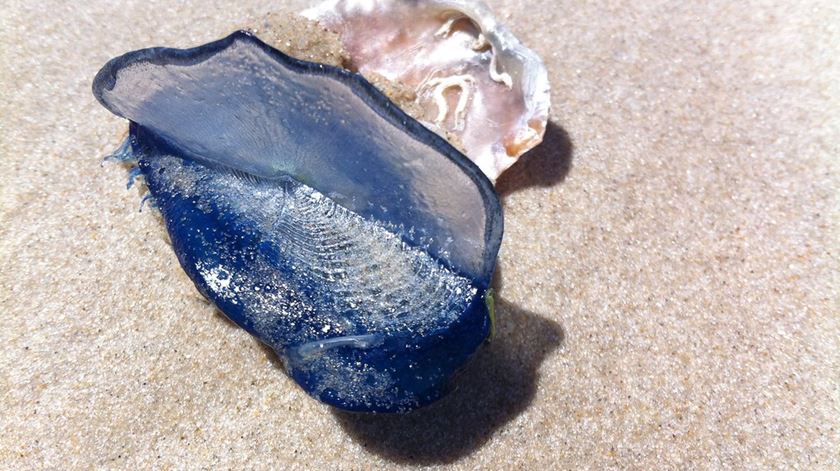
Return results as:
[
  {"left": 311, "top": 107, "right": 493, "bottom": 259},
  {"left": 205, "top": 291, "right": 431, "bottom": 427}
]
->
[{"left": 1, "top": 1, "right": 838, "bottom": 468}]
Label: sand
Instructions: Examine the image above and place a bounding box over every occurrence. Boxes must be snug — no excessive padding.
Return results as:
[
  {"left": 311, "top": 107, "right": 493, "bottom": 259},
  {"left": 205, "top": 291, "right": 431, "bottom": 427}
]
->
[{"left": 1, "top": 0, "right": 838, "bottom": 469}]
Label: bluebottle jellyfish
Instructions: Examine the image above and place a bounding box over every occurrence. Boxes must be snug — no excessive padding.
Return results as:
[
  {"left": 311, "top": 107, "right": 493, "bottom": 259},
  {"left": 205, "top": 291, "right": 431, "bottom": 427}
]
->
[{"left": 93, "top": 31, "right": 503, "bottom": 413}]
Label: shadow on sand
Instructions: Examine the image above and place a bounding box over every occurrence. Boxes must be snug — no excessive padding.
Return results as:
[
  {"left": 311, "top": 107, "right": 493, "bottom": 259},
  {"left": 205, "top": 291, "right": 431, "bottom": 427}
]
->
[
  {"left": 496, "top": 121, "right": 573, "bottom": 197},
  {"left": 333, "top": 294, "right": 564, "bottom": 465}
]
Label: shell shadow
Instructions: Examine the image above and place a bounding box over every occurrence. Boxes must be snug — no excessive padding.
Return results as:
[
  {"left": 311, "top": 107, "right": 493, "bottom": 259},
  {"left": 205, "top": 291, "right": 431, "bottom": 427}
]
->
[
  {"left": 496, "top": 121, "right": 573, "bottom": 197},
  {"left": 332, "top": 288, "right": 564, "bottom": 465}
]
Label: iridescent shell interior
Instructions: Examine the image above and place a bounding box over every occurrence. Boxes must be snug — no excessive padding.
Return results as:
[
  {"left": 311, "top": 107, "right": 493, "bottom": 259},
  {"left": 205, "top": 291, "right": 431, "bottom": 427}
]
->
[{"left": 303, "top": 0, "right": 551, "bottom": 181}]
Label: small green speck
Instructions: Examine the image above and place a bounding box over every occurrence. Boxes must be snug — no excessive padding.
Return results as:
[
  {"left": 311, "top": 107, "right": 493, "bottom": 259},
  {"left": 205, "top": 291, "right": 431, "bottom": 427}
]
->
[{"left": 485, "top": 288, "right": 496, "bottom": 341}]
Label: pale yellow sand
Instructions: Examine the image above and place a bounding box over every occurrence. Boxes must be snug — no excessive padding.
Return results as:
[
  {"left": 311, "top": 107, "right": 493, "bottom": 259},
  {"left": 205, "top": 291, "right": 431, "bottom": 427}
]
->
[{"left": 1, "top": 1, "right": 838, "bottom": 469}]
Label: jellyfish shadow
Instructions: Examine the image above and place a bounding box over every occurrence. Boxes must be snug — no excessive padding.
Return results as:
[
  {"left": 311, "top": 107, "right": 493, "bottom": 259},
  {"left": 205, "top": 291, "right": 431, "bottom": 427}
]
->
[
  {"left": 333, "top": 291, "right": 564, "bottom": 465},
  {"left": 496, "top": 121, "right": 573, "bottom": 197}
]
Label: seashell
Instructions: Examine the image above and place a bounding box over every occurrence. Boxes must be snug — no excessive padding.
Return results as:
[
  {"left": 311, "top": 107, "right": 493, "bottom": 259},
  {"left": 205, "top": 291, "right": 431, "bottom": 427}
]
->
[
  {"left": 302, "top": 0, "right": 551, "bottom": 181},
  {"left": 92, "top": 31, "right": 502, "bottom": 413}
]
